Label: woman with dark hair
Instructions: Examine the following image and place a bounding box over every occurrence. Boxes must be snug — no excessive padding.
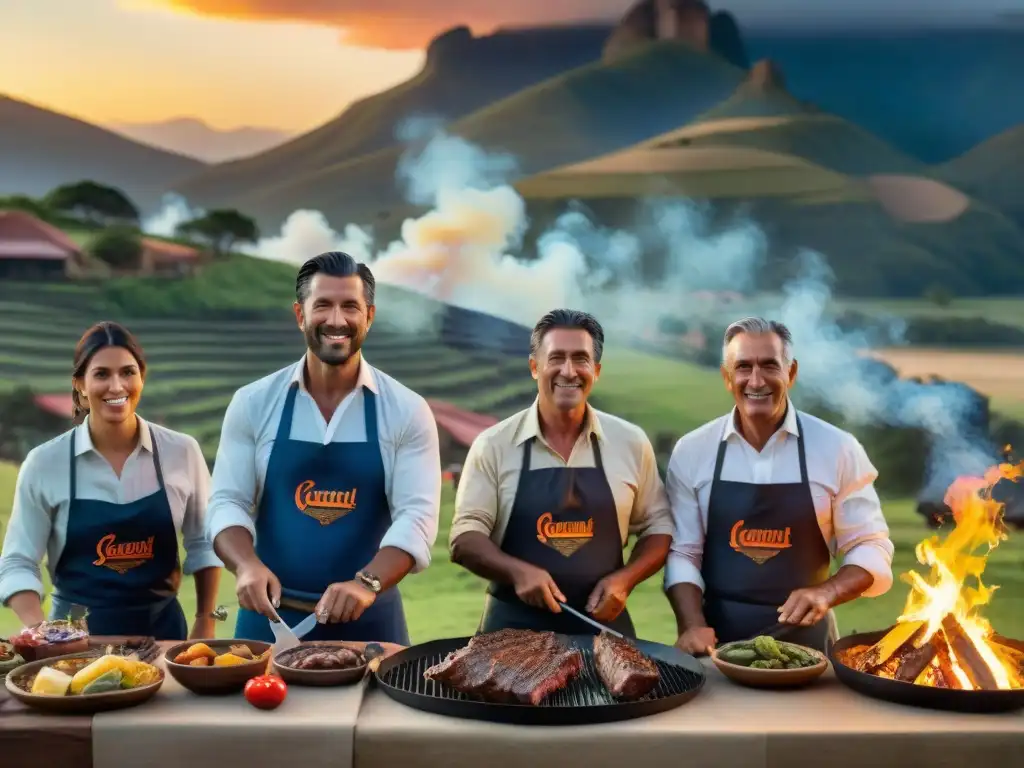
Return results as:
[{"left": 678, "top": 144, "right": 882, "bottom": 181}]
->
[{"left": 0, "top": 322, "right": 223, "bottom": 640}]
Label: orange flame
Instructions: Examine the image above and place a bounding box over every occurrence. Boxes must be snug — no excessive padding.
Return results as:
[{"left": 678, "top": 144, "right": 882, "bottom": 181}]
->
[{"left": 895, "top": 456, "right": 1023, "bottom": 688}]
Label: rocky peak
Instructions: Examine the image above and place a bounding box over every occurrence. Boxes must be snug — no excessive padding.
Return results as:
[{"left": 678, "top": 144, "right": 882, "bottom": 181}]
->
[
  {"left": 604, "top": 0, "right": 749, "bottom": 70},
  {"left": 746, "top": 59, "right": 786, "bottom": 91}
]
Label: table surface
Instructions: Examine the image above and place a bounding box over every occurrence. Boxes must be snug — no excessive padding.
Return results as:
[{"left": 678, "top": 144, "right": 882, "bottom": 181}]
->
[{"left": 3, "top": 645, "right": 1023, "bottom": 768}]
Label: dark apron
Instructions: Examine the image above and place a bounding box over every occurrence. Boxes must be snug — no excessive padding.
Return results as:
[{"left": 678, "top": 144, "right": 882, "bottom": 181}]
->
[
  {"left": 480, "top": 435, "right": 635, "bottom": 637},
  {"left": 701, "top": 414, "right": 832, "bottom": 652},
  {"left": 51, "top": 430, "right": 187, "bottom": 640},
  {"left": 234, "top": 383, "right": 409, "bottom": 645}
]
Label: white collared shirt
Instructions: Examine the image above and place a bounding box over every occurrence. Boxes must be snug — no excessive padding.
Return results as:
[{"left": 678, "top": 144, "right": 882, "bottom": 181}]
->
[
  {"left": 0, "top": 416, "right": 221, "bottom": 606},
  {"left": 204, "top": 356, "right": 441, "bottom": 572},
  {"left": 663, "top": 400, "right": 895, "bottom": 597}
]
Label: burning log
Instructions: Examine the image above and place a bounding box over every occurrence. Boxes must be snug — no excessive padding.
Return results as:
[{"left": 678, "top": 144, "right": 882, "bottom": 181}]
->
[
  {"left": 894, "top": 634, "right": 939, "bottom": 682},
  {"left": 929, "top": 638, "right": 964, "bottom": 689},
  {"left": 940, "top": 614, "right": 999, "bottom": 690},
  {"left": 855, "top": 621, "right": 925, "bottom": 673}
]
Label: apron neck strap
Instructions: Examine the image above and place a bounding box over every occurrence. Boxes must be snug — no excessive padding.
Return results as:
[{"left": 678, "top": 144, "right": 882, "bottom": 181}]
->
[
  {"left": 520, "top": 430, "right": 602, "bottom": 474},
  {"left": 275, "top": 382, "right": 300, "bottom": 443},
  {"left": 713, "top": 411, "right": 808, "bottom": 484},
  {"left": 68, "top": 421, "right": 166, "bottom": 500}
]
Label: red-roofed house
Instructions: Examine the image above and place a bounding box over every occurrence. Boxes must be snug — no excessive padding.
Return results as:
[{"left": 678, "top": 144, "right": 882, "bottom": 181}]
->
[
  {"left": 0, "top": 210, "right": 85, "bottom": 279},
  {"left": 427, "top": 400, "right": 499, "bottom": 484},
  {"left": 139, "top": 237, "right": 204, "bottom": 277}
]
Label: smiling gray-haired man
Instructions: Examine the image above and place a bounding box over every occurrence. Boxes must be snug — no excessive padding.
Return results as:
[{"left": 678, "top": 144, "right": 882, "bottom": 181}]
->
[{"left": 663, "top": 317, "right": 895, "bottom": 655}]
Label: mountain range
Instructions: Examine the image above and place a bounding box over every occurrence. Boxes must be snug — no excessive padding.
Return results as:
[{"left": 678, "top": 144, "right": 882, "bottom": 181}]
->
[
  {"left": 110, "top": 118, "right": 293, "bottom": 163},
  {"left": 2, "top": 0, "right": 1023, "bottom": 298}
]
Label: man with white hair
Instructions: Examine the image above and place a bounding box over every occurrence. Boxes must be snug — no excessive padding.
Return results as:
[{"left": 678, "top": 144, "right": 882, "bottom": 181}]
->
[{"left": 664, "top": 317, "right": 895, "bottom": 654}]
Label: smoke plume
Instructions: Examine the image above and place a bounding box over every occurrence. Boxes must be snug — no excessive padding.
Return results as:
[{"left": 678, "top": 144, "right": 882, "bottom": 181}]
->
[{"left": 149, "top": 121, "right": 999, "bottom": 501}]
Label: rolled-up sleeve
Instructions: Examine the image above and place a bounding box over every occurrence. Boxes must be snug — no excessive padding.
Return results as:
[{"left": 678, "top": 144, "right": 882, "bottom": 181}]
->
[
  {"left": 0, "top": 450, "right": 51, "bottom": 605},
  {"left": 379, "top": 396, "right": 441, "bottom": 573},
  {"left": 205, "top": 389, "right": 259, "bottom": 545},
  {"left": 627, "top": 433, "right": 674, "bottom": 539},
  {"left": 449, "top": 434, "right": 500, "bottom": 552},
  {"left": 833, "top": 436, "right": 894, "bottom": 598},
  {"left": 663, "top": 439, "right": 706, "bottom": 591},
  {"left": 180, "top": 436, "right": 224, "bottom": 574}
]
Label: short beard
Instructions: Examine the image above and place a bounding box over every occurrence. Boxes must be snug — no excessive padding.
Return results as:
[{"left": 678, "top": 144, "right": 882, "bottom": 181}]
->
[{"left": 304, "top": 323, "right": 361, "bottom": 366}]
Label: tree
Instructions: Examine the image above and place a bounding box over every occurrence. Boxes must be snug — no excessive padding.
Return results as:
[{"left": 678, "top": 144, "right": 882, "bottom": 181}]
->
[
  {"left": 45, "top": 181, "right": 140, "bottom": 226},
  {"left": 176, "top": 209, "right": 259, "bottom": 256},
  {"left": 89, "top": 225, "right": 143, "bottom": 270},
  {"left": 0, "top": 194, "right": 53, "bottom": 221}
]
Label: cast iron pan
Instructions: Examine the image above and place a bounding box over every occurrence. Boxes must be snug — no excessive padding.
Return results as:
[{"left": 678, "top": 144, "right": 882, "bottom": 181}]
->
[
  {"left": 829, "top": 627, "right": 1024, "bottom": 713},
  {"left": 374, "top": 634, "right": 706, "bottom": 725}
]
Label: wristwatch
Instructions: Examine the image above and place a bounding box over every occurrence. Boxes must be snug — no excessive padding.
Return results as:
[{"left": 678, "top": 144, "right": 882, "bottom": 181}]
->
[{"left": 355, "top": 571, "right": 382, "bottom": 594}]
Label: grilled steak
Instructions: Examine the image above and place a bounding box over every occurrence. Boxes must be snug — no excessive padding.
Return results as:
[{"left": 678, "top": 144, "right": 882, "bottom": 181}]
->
[
  {"left": 279, "top": 646, "right": 364, "bottom": 670},
  {"left": 424, "top": 629, "right": 585, "bottom": 705},
  {"left": 593, "top": 631, "right": 660, "bottom": 700}
]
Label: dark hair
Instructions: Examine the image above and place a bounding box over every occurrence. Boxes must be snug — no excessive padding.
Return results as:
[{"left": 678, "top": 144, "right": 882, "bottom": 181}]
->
[
  {"left": 295, "top": 251, "right": 376, "bottom": 306},
  {"left": 530, "top": 309, "right": 605, "bottom": 362},
  {"left": 71, "top": 322, "right": 146, "bottom": 425}
]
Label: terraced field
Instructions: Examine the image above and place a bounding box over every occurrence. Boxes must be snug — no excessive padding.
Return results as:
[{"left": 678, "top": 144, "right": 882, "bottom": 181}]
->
[{"left": 0, "top": 281, "right": 540, "bottom": 460}]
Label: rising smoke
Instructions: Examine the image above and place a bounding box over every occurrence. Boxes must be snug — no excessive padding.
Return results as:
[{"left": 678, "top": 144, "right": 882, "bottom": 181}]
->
[{"left": 145, "top": 121, "right": 1000, "bottom": 501}]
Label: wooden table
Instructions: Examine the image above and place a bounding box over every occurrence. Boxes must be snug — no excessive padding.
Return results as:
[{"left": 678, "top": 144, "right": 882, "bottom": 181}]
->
[{"left": 3, "top": 649, "right": 1023, "bottom": 768}]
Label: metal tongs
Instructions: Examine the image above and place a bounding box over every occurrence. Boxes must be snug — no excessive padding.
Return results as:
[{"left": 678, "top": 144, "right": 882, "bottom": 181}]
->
[{"left": 557, "top": 602, "right": 704, "bottom": 674}]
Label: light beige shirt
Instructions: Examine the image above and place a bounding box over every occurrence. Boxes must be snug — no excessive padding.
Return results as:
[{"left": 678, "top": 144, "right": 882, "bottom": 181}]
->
[
  {"left": 0, "top": 416, "right": 221, "bottom": 606},
  {"left": 664, "top": 400, "right": 895, "bottom": 597},
  {"left": 449, "top": 400, "right": 674, "bottom": 553}
]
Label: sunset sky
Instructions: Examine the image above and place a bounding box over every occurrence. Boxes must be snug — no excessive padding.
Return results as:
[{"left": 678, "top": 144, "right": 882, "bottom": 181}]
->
[{"left": 0, "top": 0, "right": 1011, "bottom": 133}]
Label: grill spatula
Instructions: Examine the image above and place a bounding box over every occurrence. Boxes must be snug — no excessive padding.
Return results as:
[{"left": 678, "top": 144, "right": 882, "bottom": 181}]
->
[{"left": 557, "top": 602, "right": 704, "bottom": 675}]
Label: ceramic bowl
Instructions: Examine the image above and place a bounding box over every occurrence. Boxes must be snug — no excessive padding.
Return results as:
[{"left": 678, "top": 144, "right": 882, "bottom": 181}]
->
[
  {"left": 163, "top": 638, "right": 272, "bottom": 695},
  {"left": 711, "top": 641, "right": 828, "bottom": 688}
]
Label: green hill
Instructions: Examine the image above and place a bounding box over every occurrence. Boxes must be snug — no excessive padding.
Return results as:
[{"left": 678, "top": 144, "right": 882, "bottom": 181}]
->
[
  {"left": 177, "top": 41, "right": 748, "bottom": 231},
  {"left": 936, "top": 125, "right": 1024, "bottom": 227},
  {"left": 0, "top": 259, "right": 725, "bottom": 462},
  {"left": 175, "top": 25, "right": 611, "bottom": 212}
]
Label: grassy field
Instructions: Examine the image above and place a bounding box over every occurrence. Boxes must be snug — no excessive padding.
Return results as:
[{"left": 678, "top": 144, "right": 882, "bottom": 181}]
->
[{"left": 2, "top": 463, "right": 1023, "bottom": 643}]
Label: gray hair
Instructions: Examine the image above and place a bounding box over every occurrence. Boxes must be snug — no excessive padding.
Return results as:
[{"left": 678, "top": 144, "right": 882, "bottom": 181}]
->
[{"left": 721, "top": 317, "right": 793, "bottom": 366}]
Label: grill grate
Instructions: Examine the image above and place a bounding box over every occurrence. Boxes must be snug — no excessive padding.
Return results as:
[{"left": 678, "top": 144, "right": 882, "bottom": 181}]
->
[{"left": 381, "top": 644, "right": 703, "bottom": 707}]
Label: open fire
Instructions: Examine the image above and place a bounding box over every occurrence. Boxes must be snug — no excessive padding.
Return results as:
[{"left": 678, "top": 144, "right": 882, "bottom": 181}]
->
[{"left": 837, "top": 455, "right": 1024, "bottom": 690}]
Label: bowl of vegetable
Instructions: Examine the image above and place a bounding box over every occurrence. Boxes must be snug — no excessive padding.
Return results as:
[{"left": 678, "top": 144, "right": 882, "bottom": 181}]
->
[
  {"left": 712, "top": 635, "right": 828, "bottom": 688},
  {"left": 5, "top": 651, "right": 164, "bottom": 713},
  {"left": 164, "top": 639, "right": 272, "bottom": 695},
  {"left": 9, "top": 619, "right": 90, "bottom": 662}
]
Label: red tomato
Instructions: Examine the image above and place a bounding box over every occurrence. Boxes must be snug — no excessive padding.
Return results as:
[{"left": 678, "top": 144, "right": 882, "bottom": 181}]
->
[{"left": 244, "top": 675, "right": 287, "bottom": 710}]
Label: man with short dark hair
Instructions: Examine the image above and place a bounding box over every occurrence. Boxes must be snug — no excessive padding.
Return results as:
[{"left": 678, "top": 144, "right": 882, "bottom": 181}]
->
[
  {"left": 206, "top": 251, "right": 441, "bottom": 644},
  {"left": 665, "top": 317, "right": 894, "bottom": 654},
  {"left": 449, "top": 309, "right": 674, "bottom": 636}
]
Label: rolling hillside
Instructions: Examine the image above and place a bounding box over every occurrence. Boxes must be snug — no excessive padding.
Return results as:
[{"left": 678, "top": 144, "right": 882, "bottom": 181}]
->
[
  {"left": 0, "top": 263, "right": 727, "bottom": 463},
  {"left": 936, "top": 126, "right": 1024, "bottom": 227},
  {"left": 174, "top": 25, "right": 612, "bottom": 210},
  {"left": 0, "top": 95, "right": 205, "bottom": 212},
  {"left": 175, "top": 40, "right": 749, "bottom": 230}
]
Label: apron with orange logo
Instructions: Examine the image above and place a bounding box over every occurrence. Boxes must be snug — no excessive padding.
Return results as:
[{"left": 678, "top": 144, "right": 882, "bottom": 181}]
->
[
  {"left": 233, "top": 382, "right": 409, "bottom": 645},
  {"left": 701, "top": 413, "right": 832, "bottom": 651},
  {"left": 51, "top": 430, "right": 186, "bottom": 640},
  {"left": 479, "top": 435, "right": 635, "bottom": 637}
]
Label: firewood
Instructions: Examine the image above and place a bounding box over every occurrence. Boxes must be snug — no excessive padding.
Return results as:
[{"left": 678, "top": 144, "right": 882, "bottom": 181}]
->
[
  {"left": 940, "top": 615, "right": 999, "bottom": 690},
  {"left": 931, "top": 634, "right": 964, "bottom": 689},
  {"left": 894, "top": 634, "right": 939, "bottom": 682},
  {"left": 856, "top": 621, "right": 925, "bottom": 672}
]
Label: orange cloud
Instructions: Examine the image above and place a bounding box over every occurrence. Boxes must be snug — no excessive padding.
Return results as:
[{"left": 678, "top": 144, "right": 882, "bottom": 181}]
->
[{"left": 152, "top": 0, "right": 632, "bottom": 49}]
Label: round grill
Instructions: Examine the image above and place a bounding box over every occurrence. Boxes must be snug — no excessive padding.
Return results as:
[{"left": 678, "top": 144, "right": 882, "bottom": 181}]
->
[
  {"left": 830, "top": 628, "right": 1024, "bottom": 713},
  {"left": 374, "top": 635, "right": 706, "bottom": 725}
]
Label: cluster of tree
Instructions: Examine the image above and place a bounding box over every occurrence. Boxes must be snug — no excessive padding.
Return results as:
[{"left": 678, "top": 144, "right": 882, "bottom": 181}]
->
[{"left": 1, "top": 180, "right": 260, "bottom": 272}]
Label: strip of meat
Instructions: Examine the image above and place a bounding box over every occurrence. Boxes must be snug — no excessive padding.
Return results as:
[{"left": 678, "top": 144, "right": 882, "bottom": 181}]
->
[
  {"left": 593, "top": 631, "right": 660, "bottom": 700},
  {"left": 424, "top": 630, "right": 585, "bottom": 705}
]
